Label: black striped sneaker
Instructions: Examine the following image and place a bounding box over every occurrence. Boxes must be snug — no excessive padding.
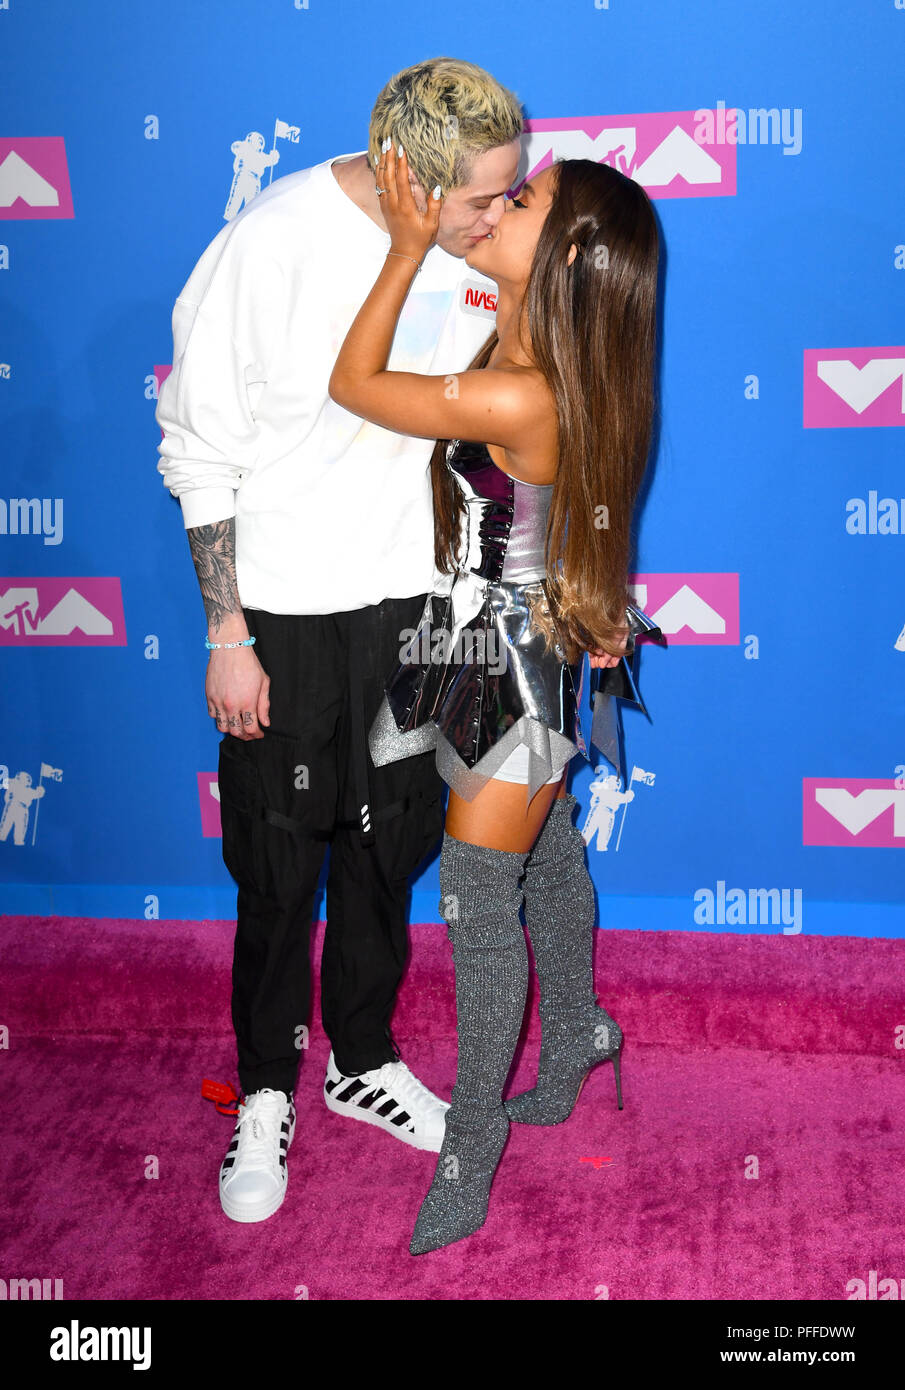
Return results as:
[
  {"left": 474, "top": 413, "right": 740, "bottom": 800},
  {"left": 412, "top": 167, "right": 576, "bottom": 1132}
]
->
[
  {"left": 324, "top": 1052, "right": 448, "bottom": 1152},
  {"left": 219, "top": 1088, "right": 296, "bottom": 1223}
]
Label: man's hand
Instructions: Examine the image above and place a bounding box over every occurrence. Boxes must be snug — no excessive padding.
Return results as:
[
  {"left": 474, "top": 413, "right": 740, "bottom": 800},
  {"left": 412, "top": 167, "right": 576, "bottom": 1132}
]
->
[
  {"left": 206, "top": 645, "right": 271, "bottom": 739},
  {"left": 187, "top": 518, "right": 271, "bottom": 739}
]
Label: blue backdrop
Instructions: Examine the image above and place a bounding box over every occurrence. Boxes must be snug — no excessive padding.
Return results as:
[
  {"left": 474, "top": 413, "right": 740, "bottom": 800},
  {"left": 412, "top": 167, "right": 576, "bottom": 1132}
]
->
[{"left": 2, "top": 0, "right": 903, "bottom": 936}]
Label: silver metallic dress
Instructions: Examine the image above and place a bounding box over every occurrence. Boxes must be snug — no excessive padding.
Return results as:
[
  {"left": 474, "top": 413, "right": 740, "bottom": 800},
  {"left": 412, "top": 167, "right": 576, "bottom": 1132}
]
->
[{"left": 368, "top": 438, "right": 664, "bottom": 801}]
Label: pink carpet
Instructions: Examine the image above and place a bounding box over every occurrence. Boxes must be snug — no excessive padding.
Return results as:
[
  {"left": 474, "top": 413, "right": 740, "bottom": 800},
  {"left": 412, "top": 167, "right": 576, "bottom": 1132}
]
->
[{"left": 2, "top": 914, "right": 903, "bottom": 1301}]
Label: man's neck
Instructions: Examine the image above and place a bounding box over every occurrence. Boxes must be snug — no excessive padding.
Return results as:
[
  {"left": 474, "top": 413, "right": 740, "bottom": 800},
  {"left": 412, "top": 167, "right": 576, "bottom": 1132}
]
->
[{"left": 330, "top": 153, "right": 388, "bottom": 234}]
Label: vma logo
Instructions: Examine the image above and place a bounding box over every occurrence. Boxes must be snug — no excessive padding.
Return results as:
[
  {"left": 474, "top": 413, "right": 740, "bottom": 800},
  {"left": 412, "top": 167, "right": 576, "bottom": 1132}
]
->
[
  {"left": 803, "top": 778, "right": 905, "bottom": 848},
  {"left": 0, "top": 138, "right": 74, "bottom": 219},
  {"left": 198, "top": 772, "right": 222, "bottom": 837},
  {"left": 0, "top": 579, "right": 126, "bottom": 645},
  {"left": 629, "top": 573, "right": 739, "bottom": 645},
  {"left": 520, "top": 110, "right": 736, "bottom": 199},
  {"left": 804, "top": 348, "right": 905, "bottom": 428},
  {"left": 460, "top": 279, "right": 498, "bottom": 318}
]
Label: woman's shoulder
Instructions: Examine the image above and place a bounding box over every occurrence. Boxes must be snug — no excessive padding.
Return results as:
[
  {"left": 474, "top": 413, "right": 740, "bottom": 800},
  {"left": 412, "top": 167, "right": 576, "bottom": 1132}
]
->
[
  {"left": 484, "top": 355, "right": 553, "bottom": 403},
  {"left": 479, "top": 362, "right": 558, "bottom": 485}
]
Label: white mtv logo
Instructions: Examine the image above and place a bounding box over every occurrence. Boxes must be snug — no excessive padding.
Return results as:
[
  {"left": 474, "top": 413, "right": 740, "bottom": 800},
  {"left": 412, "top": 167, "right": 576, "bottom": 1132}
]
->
[
  {"left": 629, "top": 582, "right": 727, "bottom": 635},
  {"left": 816, "top": 358, "right": 905, "bottom": 414},
  {"left": 0, "top": 586, "right": 113, "bottom": 637},
  {"left": 522, "top": 124, "right": 724, "bottom": 187},
  {"left": 815, "top": 788, "right": 905, "bottom": 837},
  {"left": 0, "top": 151, "right": 59, "bottom": 207}
]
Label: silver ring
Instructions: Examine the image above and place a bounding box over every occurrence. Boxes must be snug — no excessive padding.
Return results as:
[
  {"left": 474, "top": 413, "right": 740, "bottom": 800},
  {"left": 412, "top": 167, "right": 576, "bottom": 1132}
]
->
[{"left": 375, "top": 186, "right": 386, "bottom": 196}]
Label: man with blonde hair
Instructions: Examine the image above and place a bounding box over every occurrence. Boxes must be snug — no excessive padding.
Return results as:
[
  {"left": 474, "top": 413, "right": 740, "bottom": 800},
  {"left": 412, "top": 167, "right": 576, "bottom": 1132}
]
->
[{"left": 157, "top": 58, "right": 523, "bottom": 1223}]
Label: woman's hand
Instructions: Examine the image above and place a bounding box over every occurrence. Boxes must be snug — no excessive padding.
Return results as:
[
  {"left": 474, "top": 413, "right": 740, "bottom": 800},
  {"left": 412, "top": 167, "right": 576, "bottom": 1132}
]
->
[
  {"left": 376, "top": 138, "right": 442, "bottom": 263},
  {"left": 588, "top": 627, "right": 630, "bottom": 669}
]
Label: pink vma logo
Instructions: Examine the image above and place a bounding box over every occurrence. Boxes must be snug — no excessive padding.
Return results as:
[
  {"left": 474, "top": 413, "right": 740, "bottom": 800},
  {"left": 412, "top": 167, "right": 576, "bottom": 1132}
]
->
[
  {"left": 522, "top": 111, "right": 736, "bottom": 199},
  {"left": 803, "top": 779, "right": 905, "bottom": 848},
  {"left": 0, "top": 138, "right": 74, "bottom": 219},
  {"left": 0, "top": 579, "right": 126, "bottom": 645},
  {"left": 198, "top": 773, "right": 222, "bottom": 838},
  {"left": 629, "top": 574, "right": 739, "bottom": 644},
  {"left": 803, "top": 348, "right": 905, "bottom": 427}
]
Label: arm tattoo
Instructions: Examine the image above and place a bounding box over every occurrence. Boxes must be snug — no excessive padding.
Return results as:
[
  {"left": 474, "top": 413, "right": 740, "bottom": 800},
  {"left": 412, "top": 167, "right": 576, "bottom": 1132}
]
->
[{"left": 187, "top": 518, "right": 242, "bottom": 631}]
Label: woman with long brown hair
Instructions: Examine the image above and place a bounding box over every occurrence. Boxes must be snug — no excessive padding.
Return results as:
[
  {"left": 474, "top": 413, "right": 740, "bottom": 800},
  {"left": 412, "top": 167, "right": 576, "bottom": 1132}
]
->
[{"left": 329, "top": 138, "right": 661, "bottom": 1254}]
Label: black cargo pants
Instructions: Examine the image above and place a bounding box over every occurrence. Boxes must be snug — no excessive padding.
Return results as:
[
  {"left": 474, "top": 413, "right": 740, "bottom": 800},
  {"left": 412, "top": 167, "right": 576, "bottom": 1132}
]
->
[{"left": 216, "top": 593, "right": 445, "bottom": 1098}]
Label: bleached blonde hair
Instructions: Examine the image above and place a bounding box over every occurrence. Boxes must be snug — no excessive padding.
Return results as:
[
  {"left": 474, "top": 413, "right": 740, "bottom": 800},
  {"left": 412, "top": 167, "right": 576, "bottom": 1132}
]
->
[{"left": 368, "top": 57, "right": 523, "bottom": 193}]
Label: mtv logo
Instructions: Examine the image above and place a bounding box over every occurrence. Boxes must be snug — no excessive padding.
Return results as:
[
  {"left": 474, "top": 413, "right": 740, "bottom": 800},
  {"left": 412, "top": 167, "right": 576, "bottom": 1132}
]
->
[
  {"left": 0, "top": 139, "right": 74, "bottom": 219},
  {"left": 803, "top": 778, "right": 905, "bottom": 847},
  {"left": 198, "top": 773, "right": 222, "bottom": 838},
  {"left": 628, "top": 573, "right": 739, "bottom": 645},
  {"left": 803, "top": 348, "right": 905, "bottom": 428},
  {"left": 0, "top": 578, "right": 126, "bottom": 645},
  {"left": 520, "top": 111, "right": 736, "bottom": 199}
]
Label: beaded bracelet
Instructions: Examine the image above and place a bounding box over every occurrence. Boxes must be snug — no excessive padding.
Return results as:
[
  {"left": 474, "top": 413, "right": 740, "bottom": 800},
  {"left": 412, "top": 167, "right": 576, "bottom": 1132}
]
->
[{"left": 204, "top": 635, "right": 257, "bottom": 649}]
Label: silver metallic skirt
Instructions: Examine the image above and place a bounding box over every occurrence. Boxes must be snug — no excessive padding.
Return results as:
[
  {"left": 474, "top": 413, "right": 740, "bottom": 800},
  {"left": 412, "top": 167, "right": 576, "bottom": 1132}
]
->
[{"left": 368, "top": 571, "right": 662, "bottom": 802}]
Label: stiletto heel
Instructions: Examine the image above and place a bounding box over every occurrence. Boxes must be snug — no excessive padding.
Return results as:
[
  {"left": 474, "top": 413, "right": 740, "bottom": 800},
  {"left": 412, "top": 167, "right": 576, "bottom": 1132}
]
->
[
  {"left": 611, "top": 1038, "right": 624, "bottom": 1111},
  {"left": 505, "top": 1003, "right": 625, "bottom": 1125}
]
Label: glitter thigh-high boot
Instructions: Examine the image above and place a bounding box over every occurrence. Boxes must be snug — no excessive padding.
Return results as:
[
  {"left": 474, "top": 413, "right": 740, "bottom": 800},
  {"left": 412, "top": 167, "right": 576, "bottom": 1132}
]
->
[
  {"left": 409, "top": 832, "right": 530, "bottom": 1255},
  {"left": 504, "top": 792, "right": 624, "bottom": 1125}
]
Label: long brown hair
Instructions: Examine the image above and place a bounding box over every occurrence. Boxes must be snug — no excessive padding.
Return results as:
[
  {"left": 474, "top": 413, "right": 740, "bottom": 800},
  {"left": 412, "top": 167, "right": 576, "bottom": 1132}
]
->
[{"left": 430, "top": 157, "right": 660, "bottom": 663}]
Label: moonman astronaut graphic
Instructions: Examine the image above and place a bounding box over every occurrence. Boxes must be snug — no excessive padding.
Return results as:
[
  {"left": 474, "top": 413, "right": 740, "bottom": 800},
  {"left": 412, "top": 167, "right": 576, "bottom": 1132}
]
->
[
  {"left": 0, "top": 771, "right": 45, "bottom": 846},
  {"left": 224, "top": 133, "right": 280, "bottom": 221},
  {"left": 581, "top": 766, "right": 634, "bottom": 851}
]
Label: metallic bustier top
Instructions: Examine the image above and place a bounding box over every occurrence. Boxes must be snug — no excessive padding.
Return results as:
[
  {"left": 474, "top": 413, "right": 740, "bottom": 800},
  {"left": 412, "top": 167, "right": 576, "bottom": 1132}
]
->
[{"left": 444, "top": 438, "right": 553, "bottom": 586}]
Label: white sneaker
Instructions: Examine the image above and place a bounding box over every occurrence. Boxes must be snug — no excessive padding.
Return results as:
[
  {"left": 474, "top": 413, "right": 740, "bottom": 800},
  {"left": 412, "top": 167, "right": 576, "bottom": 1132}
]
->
[
  {"left": 324, "top": 1052, "right": 449, "bottom": 1153},
  {"left": 219, "top": 1087, "right": 296, "bottom": 1223}
]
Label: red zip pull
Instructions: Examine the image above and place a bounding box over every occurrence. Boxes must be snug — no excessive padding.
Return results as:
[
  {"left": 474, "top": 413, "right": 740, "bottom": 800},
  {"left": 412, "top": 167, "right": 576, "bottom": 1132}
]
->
[{"left": 201, "top": 1078, "right": 241, "bottom": 1116}]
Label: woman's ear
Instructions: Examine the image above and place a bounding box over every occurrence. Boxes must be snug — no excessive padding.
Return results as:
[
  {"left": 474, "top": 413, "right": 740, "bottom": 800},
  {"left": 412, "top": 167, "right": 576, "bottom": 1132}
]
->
[{"left": 567, "top": 242, "right": 579, "bottom": 267}]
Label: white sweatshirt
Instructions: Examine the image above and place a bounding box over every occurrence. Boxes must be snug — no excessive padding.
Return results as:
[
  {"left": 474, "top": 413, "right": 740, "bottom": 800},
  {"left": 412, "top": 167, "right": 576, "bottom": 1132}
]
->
[{"left": 155, "top": 149, "right": 498, "bottom": 615}]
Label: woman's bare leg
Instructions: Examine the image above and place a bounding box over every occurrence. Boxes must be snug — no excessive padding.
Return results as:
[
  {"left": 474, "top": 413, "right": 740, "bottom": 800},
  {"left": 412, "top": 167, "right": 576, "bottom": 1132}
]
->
[{"left": 444, "top": 771, "right": 567, "bottom": 852}]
